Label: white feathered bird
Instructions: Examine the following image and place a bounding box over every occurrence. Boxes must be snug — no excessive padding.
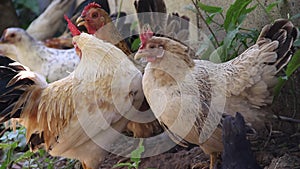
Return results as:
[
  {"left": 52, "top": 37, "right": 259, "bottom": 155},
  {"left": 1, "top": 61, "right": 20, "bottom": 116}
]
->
[{"left": 0, "top": 28, "right": 79, "bottom": 82}]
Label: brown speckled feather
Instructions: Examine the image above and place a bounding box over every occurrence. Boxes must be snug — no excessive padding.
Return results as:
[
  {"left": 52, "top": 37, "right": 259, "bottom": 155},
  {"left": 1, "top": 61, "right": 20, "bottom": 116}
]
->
[{"left": 136, "top": 19, "right": 298, "bottom": 159}]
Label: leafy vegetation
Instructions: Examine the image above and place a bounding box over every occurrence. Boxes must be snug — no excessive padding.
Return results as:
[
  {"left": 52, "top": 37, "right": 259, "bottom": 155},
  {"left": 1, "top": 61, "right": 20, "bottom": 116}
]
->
[
  {"left": 190, "top": 0, "right": 260, "bottom": 62},
  {"left": 274, "top": 50, "right": 300, "bottom": 99},
  {"left": 0, "top": 126, "right": 77, "bottom": 168},
  {"left": 113, "top": 140, "right": 145, "bottom": 169},
  {"left": 189, "top": 0, "right": 300, "bottom": 98},
  {"left": 12, "top": 0, "right": 40, "bottom": 29}
]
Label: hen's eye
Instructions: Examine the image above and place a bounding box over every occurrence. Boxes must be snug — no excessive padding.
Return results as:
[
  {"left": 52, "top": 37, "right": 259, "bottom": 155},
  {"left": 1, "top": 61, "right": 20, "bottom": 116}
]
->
[
  {"left": 92, "top": 12, "right": 98, "bottom": 18},
  {"left": 10, "top": 33, "right": 15, "bottom": 38},
  {"left": 149, "top": 44, "right": 156, "bottom": 49}
]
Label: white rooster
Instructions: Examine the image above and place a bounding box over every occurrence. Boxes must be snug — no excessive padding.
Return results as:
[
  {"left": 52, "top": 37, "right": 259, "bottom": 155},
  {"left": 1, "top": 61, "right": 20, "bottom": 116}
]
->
[{"left": 0, "top": 25, "right": 144, "bottom": 169}]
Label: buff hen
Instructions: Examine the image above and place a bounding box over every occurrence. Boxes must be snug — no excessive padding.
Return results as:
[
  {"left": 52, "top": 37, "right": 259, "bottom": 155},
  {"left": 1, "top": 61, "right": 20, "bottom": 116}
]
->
[{"left": 135, "top": 19, "right": 298, "bottom": 169}]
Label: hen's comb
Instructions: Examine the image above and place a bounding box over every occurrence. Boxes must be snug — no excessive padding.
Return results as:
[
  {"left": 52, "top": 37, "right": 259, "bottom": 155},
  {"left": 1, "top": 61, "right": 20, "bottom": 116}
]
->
[
  {"left": 64, "top": 15, "right": 81, "bottom": 36},
  {"left": 82, "top": 2, "right": 102, "bottom": 16},
  {"left": 139, "top": 24, "right": 154, "bottom": 49}
]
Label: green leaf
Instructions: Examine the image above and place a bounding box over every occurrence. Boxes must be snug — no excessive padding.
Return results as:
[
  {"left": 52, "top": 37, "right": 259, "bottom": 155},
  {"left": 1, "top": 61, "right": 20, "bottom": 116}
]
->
[
  {"left": 196, "top": 38, "right": 214, "bottom": 56},
  {"left": 294, "top": 39, "right": 300, "bottom": 47},
  {"left": 113, "top": 162, "right": 134, "bottom": 168},
  {"left": 0, "top": 163, "right": 7, "bottom": 169},
  {"left": 236, "top": 1, "right": 256, "bottom": 25},
  {"left": 285, "top": 50, "right": 300, "bottom": 77},
  {"left": 273, "top": 50, "right": 300, "bottom": 99},
  {"left": 0, "top": 143, "right": 12, "bottom": 149},
  {"left": 38, "top": 149, "right": 46, "bottom": 156},
  {"left": 266, "top": 0, "right": 282, "bottom": 12},
  {"left": 239, "top": 4, "right": 258, "bottom": 24},
  {"left": 113, "top": 140, "right": 145, "bottom": 169},
  {"left": 205, "top": 13, "right": 217, "bottom": 24},
  {"left": 130, "top": 140, "right": 144, "bottom": 163},
  {"left": 197, "top": 2, "right": 223, "bottom": 14},
  {"left": 223, "top": 28, "right": 239, "bottom": 47},
  {"left": 245, "top": 4, "right": 258, "bottom": 14},
  {"left": 131, "top": 38, "right": 141, "bottom": 51},
  {"left": 130, "top": 21, "right": 139, "bottom": 32},
  {"left": 14, "top": 150, "right": 35, "bottom": 163},
  {"left": 209, "top": 46, "right": 225, "bottom": 63},
  {"left": 224, "top": 0, "right": 254, "bottom": 31}
]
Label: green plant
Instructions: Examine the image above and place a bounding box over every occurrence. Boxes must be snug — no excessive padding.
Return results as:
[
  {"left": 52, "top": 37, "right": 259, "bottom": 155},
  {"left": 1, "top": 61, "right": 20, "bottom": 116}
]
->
[
  {"left": 113, "top": 139, "right": 145, "bottom": 169},
  {"left": 0, "top": 127, "right": 28, "bottom": 168},
  {"left": 274, "top": 49, "right": 300, "bottom": 99},
  {"left": 189, "top": 0, "right": 300, "bottom": 99},
  {"left": 0, "top": 127, "right": 76, "bottom": 169},
  {"left": 189, "top": 0, "right": 260, "bottom": 62}
]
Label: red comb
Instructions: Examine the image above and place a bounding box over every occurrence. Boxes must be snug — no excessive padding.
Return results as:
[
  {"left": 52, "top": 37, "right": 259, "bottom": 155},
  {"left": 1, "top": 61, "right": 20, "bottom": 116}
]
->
[
  {"left": 64, "top": 15, "right": 81, "bottom": 36},
  {"left": 139, "top": 25, "right": 153, "bottom": 49},
  {"left": 82, "top": 2, "right": 101, "bottom": 16}
]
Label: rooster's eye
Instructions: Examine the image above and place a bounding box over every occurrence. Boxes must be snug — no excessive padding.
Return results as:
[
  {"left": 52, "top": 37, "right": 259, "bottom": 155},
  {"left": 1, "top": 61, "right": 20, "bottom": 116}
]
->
[{"left": 92, "top": 12, "right": 98, "bottom": 18}]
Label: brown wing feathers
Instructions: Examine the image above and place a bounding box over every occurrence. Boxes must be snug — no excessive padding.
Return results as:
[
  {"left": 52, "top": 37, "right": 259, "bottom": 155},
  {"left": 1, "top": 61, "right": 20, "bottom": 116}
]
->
[{"left": 257, "top": 19, "right": 298, "bottom": 71}]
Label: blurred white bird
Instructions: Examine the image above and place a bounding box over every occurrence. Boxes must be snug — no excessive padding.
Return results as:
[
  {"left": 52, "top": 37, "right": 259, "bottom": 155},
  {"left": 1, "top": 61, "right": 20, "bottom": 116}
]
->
[{"left": 0, "top": 28, "right": 79, "bottom": 82}]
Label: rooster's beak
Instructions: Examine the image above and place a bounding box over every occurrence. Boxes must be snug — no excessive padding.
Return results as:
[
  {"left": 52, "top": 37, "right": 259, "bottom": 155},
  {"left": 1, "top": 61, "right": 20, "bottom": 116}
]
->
[{"left": 76, "top": 16, "right": 85, "bottom": 27}]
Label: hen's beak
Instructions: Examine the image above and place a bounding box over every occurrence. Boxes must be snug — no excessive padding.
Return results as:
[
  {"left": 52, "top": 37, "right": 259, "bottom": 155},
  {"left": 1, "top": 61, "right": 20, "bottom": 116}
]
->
[
  {"left": 134, "top": 48, "right": 164, "bottom": 60},
  {"left": 134, "top": 50, "right": 147, "bottom": 60},
  {"left": 0, "top": 35, "right": 6, "bottom": 43},
  {"left": 76, "top": 16, "right": 85, "bottom": 27}
]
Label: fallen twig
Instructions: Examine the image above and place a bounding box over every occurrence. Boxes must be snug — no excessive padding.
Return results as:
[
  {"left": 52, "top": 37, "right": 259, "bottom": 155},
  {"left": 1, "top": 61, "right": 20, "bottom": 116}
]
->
[
  {"left": 273, "top": 115, "right": 300, "bottom": 123},
  {"left": 263, "top": 122, "right": 273, "bottom": 148}
]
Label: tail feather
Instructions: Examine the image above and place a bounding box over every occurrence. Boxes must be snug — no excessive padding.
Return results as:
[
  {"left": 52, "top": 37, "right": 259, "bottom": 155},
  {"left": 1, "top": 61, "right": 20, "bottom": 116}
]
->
[
  {"left": 0, "top": 56, "right": 47, "bottom": 150},
  {"left": 134, "top": 0, "right": 167, "bottom": 33},
  {"left": 0, "top": 55, "right": 37, "bottom": 123},
  {"left": 257, "top": 19, "right": 298, "bottom": 72},
  {"left": 134, "top": 0, "right": 167, "bottom": 14},
  {"left": 134, "top": 0, "right": 190, "bottom": 42},
  {"left": 0, "top": 55, "right": 18, "bottom": 67}
]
